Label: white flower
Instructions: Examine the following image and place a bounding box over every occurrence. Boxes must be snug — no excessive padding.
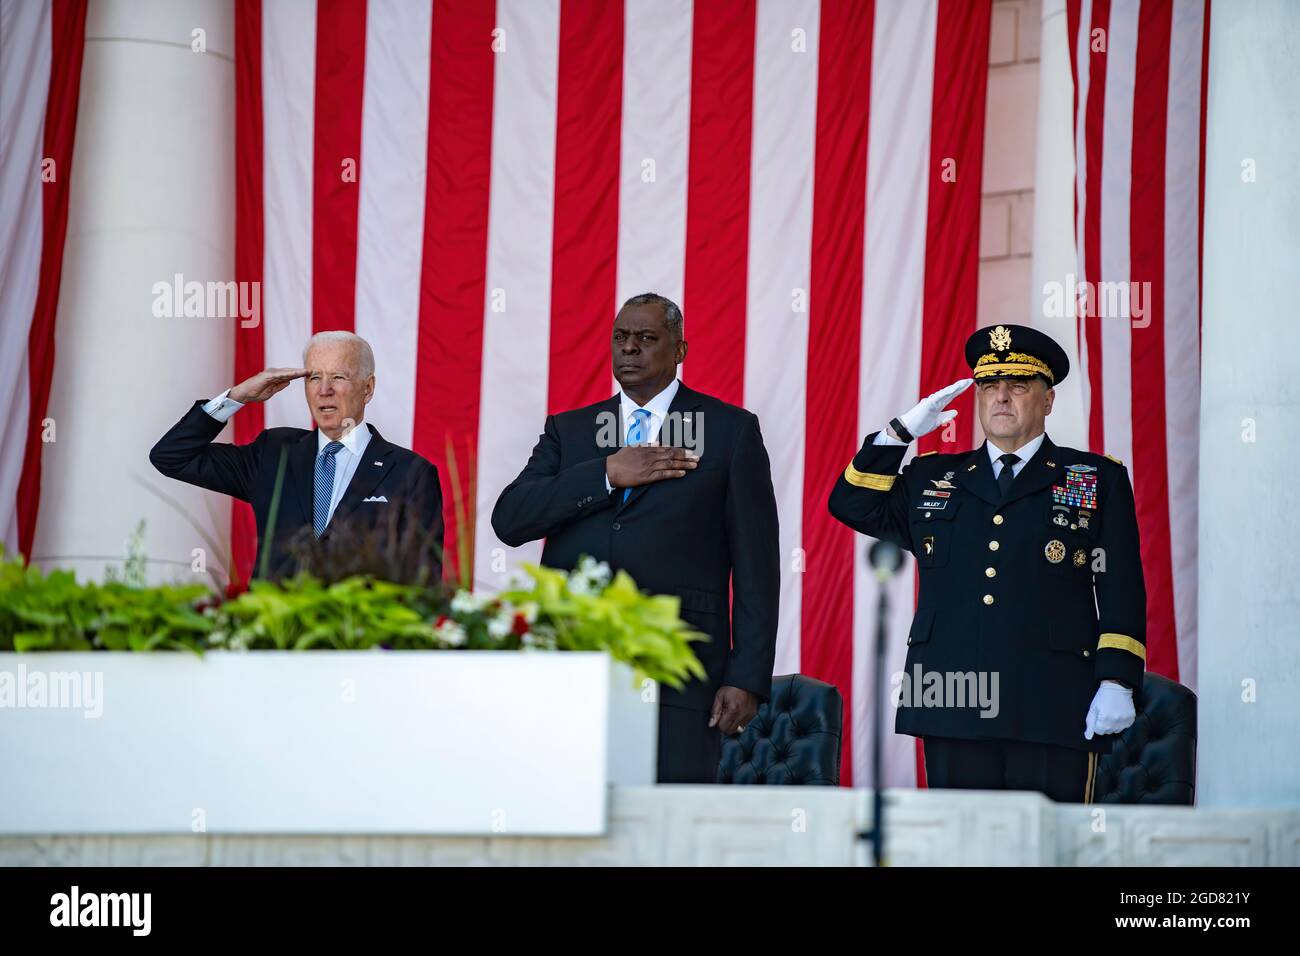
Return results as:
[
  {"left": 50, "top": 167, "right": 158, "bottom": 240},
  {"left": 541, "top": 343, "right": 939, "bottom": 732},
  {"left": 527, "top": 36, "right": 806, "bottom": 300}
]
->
[
  {"left": 487, "top": 615, "right": 512, "bottom": 639},
  {"left": 434, "top": 618, "right": 467, "bottom": 647},
  {"left": 573, "top": 556, "right": 612, "bottom": 589},
  {"left": 450, "top": 590, "right": 490, "bottom": 614}
]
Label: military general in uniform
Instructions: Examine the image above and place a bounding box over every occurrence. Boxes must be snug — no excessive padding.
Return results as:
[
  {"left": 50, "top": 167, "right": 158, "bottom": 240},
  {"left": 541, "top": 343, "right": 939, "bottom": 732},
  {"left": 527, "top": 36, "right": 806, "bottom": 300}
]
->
[{"left": 828, "top": 324, "right": 1146, "bottom": 802}]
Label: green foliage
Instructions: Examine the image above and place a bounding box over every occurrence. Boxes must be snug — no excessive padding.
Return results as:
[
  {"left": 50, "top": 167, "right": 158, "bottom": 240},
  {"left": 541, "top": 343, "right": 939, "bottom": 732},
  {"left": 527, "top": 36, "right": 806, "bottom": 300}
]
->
[
  {"left": 0, "top": 548, "right": 212, "bottom": 653},
  {"left": 210, "top": 574, "right": 438, "bottom": 651},
  {"left": 0, "top": 550, "right": 706, "bottom": 689},
  {"left": 497, "top": 560, "right": 708, "bottom": 691}
]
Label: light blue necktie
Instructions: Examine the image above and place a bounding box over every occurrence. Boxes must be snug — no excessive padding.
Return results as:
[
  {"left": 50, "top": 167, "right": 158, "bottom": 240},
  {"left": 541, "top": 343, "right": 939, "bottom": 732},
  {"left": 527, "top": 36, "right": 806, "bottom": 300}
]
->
[
  {"left": 313, "top": 441, "right": 344, "bottom": 536},
  {"left": 623, "top": 408, "right": 652, "bottom": 503}
]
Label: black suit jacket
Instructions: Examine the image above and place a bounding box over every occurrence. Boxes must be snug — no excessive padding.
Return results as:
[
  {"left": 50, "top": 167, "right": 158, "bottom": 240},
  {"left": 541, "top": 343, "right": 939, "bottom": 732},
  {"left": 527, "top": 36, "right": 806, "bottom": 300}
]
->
[
  {"left": 828, "top": 433, "right": 1146, "bottom": 753},
  {"left": 150, "top": 402, "right": 444, "bottom": 583},
  {"left": 491, "top": 383, "right": 780, "bottom": 712}
]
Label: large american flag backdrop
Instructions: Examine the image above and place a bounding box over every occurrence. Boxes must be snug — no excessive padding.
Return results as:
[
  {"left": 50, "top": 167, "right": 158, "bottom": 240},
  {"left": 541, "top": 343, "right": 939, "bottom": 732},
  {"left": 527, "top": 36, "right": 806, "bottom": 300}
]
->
[
  {"left": 1066, "top": 0, "right": 1208, "bottom": 699},
  {"left": 1, "top": 0, "right": 1209, "bottom": 789}
]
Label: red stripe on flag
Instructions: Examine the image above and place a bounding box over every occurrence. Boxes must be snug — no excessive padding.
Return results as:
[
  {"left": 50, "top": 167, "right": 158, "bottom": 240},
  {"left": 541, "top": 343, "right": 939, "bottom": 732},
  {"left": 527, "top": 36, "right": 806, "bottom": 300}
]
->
[
  {"left": 311, "top": 0, "right": 367, "bottom": 334},
  {"left": 413, "top": 0, "right": 497, "bottom": 583},
  {"left": 547, "top": 0, "right": 623, "bottom": 414},
  {"left": 16, "top": 0, "right": 87, "bottom": 561},
  {"left": 1197, "top": 0, "right": 1210, "bottom": 350},
  {"left": 920, "top": 0, "right": 991, "bottom": 455},
  {"left": 802, "top": 0, "right": 875, "bottom": 787},
  {"left": 915, "top": 0, "right": 993, "bottom": 784},
  {"left": 1082, "top": 0, "right": 1111, "bottom": 453},
  {"left": 681, "top": 0, "right": 756, "bottom": 406},
  {"left": 1129, "top": 0, "right": 1178, "bottom": 681},
  {"left": 231, "top": 0, "right": 265, "bottom": 592}
]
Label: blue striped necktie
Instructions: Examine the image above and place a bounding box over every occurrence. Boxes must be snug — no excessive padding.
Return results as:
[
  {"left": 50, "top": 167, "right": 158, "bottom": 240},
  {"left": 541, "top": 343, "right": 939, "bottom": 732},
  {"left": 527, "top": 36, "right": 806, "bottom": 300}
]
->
[
  {"left": 623, "top": 408, "right": 652, "bottom": 503},
  {"left": 313, "top": 440, "right": 345, "bottom": 536}
]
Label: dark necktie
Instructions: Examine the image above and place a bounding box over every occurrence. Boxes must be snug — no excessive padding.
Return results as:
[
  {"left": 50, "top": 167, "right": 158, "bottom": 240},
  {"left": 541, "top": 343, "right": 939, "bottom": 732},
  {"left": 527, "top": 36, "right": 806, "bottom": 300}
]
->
[{"left": 996, "top": 453, "right": 1020, "bottom": 498}]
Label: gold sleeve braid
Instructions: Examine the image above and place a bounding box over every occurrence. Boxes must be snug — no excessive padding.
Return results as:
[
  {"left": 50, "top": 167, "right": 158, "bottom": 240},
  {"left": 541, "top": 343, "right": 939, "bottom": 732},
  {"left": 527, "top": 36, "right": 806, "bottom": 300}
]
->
[
  {"left": 1097, "top": 633, "right": 1146, "bottom": 660},
  {"left": 844, "top": 463, "right": 896, "bottom": 491}
]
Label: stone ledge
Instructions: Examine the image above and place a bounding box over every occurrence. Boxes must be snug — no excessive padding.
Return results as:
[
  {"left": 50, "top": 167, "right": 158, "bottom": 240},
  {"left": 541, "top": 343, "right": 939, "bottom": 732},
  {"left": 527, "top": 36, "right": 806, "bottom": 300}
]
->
[{"left": 4, "top": 788, "right": 1297, "bottom": 866}]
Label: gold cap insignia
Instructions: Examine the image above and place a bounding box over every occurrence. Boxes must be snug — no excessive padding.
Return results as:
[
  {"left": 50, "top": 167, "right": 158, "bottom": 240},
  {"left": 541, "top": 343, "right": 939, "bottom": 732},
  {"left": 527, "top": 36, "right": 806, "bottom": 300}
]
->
[
  {"left": 990, "top": 325, "right": 1012, "bottom": 352},
  {"left": 1045, "top": 540, "right": 1065, "bottom": 564}
]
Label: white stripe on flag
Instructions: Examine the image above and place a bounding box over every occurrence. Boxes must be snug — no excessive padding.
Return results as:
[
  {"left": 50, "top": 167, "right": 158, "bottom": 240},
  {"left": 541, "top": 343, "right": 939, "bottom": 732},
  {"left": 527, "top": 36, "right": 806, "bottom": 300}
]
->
[
  {"left": 0, "top": 0, "right": 51, "bottom": 551},
  {"left": 855, "top": 0, "right": 938, "bottom": 789},
  {"left": 1163, "top": 0, "right": 1204, "bottom": 691},
  {"left": 1099, "top": 0, "right": 1138, "bottom": 469},
  {"left": 262, "top": 0, "right": 317, "bottom": 430},
  {"left": 746, "top": 0, "right": 820, "bottom": 678},
  {"left": 354, "top": 0, "right": 432, "bottom": 449},
  {"left": 616, "top": 0, "right": 692, "bottom": 362},
  {"left": 473, "top": 0, "right": 561, "bottom": 590}
]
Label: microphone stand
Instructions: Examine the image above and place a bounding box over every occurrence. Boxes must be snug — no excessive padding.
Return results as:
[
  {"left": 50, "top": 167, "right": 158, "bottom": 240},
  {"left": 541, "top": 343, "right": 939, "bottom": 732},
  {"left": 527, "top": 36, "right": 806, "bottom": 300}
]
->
[{"left": 859, "top": 540, "right": 903, "bottom": 867}]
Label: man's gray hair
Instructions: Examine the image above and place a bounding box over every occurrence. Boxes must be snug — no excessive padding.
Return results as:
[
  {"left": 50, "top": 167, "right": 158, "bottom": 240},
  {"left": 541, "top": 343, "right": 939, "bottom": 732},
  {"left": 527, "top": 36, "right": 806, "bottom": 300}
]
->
[
  {"left": 622, "top": 292, "right": 684, "bottom": 342},
  {"left": 303, "top": 330, "right": 375, "bottom": 379}
]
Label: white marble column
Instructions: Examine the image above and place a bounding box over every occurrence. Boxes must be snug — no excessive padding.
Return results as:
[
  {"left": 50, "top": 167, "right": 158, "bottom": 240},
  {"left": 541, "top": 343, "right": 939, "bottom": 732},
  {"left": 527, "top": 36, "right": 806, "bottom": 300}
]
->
[
  {"left": 1198, "top": 0, "right": 1300, "bottom": 807},
  {"left": 32, "top": 0, "right": 235, "bottom": 586}
]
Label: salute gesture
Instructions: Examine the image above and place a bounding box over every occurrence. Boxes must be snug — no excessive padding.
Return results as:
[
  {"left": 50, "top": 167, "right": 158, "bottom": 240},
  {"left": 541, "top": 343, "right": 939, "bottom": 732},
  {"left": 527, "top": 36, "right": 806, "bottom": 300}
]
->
[
  {"left": 228, "top": 367, "right": 309, "bottom": 404},
  {"left": 888, "top": 378, "right": 973, "bottom": 442}
]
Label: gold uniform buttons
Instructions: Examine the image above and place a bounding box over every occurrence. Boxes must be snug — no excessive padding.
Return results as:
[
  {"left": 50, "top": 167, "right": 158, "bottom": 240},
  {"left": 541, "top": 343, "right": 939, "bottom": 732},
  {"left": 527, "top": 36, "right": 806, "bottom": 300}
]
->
[
  {"left": 988, "top": 540, "right": 1000, "bottom": 551},
  {"left": 985, "top": 567, "right": 996, "bottom": 578},
  {"left": 992, "top": 514, "right": 1004, "bottom": 525},
  {"left": 983, "top": 594, "right": 995, "bottom": 606}
]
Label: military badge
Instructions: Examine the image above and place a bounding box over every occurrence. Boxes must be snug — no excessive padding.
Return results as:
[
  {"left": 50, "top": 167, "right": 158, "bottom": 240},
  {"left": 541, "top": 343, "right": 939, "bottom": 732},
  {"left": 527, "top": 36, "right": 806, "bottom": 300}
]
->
[
  {"left": 930, "top": 479, "right": 956, "bottom": 490},
  {"left": 990, "top": 325, "right": 1012, "bottom": 351},
  {"left": 1053, "top": 513, "right": 1068, "bottom": 527},
  {"left": 1073, "top": 549, "right": 1088, "bottom": 567},
  {"left": 943, "top": 471, "right": 955, "bottom": 481},
  {"left": 1052, "top": 469, "right": 1098, "bottom": 510},
  {"left": 1045, "top": 540, "right": 1065, "bottom": 563}
]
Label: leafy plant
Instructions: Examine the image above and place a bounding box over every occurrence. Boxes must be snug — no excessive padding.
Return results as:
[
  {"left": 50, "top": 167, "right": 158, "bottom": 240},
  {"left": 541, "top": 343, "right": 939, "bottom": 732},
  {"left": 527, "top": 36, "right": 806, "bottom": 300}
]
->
[
  {"left": 0, "top": 549, "right": 707, "bottom": 691},
  {"left": 498, "top": 557, "right": 708, "bottom": 690},
  {"left": 209, "top": 574, "right": 439, "bottom": 651},
  {"left": 0, "top": 548, "right": 213, "bottom": 653}
]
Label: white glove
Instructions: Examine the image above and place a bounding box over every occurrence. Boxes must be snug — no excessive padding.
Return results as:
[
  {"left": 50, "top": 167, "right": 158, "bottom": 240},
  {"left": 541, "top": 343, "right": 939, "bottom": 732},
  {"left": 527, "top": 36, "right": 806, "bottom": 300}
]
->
[
  {"left": 892, "top": 378, "right": 973, "bottom": 441},
  {"left": 1084, "top": 680, "right": 1136, "bottom": 739}
]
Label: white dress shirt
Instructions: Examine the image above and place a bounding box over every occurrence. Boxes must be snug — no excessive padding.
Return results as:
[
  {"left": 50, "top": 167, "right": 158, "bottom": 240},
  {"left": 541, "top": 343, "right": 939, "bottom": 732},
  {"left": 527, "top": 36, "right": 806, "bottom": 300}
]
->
[
  {"left": 202, "top": 389, "right": 372, "bottom": 528},
  {"left": 871, "top": 423, "right": 1046, "bottom": 479},
  {"left": 986, "top": 432, "right": 1045, "bottom": 480},
  {"left": 603, "top": 378, "right": 680, "bottom": 492}
]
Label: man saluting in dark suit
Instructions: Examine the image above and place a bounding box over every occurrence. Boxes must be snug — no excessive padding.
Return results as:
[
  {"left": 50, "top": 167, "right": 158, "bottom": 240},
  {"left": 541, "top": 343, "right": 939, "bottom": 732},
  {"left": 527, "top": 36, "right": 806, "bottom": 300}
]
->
[
  {"left": 151, "top": 331, "right": 444, "bottom": 583},
  {"left": 492, "top": 293, "right": 780, "bottom": 783}
]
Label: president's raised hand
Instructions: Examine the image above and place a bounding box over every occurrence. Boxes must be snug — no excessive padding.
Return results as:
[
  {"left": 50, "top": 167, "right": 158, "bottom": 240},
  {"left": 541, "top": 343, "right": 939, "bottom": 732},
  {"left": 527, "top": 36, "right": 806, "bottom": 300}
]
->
[{"left": 228, "top": 367, "right": 308, "bottom": 404}]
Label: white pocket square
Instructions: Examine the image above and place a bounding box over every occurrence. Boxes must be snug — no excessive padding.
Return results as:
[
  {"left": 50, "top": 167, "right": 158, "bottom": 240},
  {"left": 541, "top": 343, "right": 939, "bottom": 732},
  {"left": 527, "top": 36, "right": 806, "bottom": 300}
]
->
[{"left": 363, "top": 495, "right": 388, "bottom": 503}]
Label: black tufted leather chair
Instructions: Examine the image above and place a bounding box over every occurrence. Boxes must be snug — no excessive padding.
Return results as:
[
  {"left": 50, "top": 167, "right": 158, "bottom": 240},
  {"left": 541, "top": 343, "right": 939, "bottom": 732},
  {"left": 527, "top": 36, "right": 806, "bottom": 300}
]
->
[
  {"left": 1093, "top": 671, "right": 1197, "bottom": 804},
  {"left": 717, "top": 674, "right": 843, "bottom": 785}
]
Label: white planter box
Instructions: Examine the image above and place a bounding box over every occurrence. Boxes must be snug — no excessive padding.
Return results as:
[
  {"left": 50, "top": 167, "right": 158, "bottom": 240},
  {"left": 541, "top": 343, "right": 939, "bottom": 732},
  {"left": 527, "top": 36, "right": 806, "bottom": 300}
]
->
[{"left": 0, "top": 651, "right": 657, "bottom": 836}]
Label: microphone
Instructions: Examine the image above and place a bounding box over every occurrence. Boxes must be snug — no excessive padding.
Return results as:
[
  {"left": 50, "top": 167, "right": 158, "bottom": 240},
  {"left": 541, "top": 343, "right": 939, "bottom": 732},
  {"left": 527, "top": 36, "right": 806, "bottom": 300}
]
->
[
  {"left": 861, "top": 538, "right": 904, "bottom": 866},
  {"left": 869, "top": 539, "right": 904, "bottom": 582}
]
